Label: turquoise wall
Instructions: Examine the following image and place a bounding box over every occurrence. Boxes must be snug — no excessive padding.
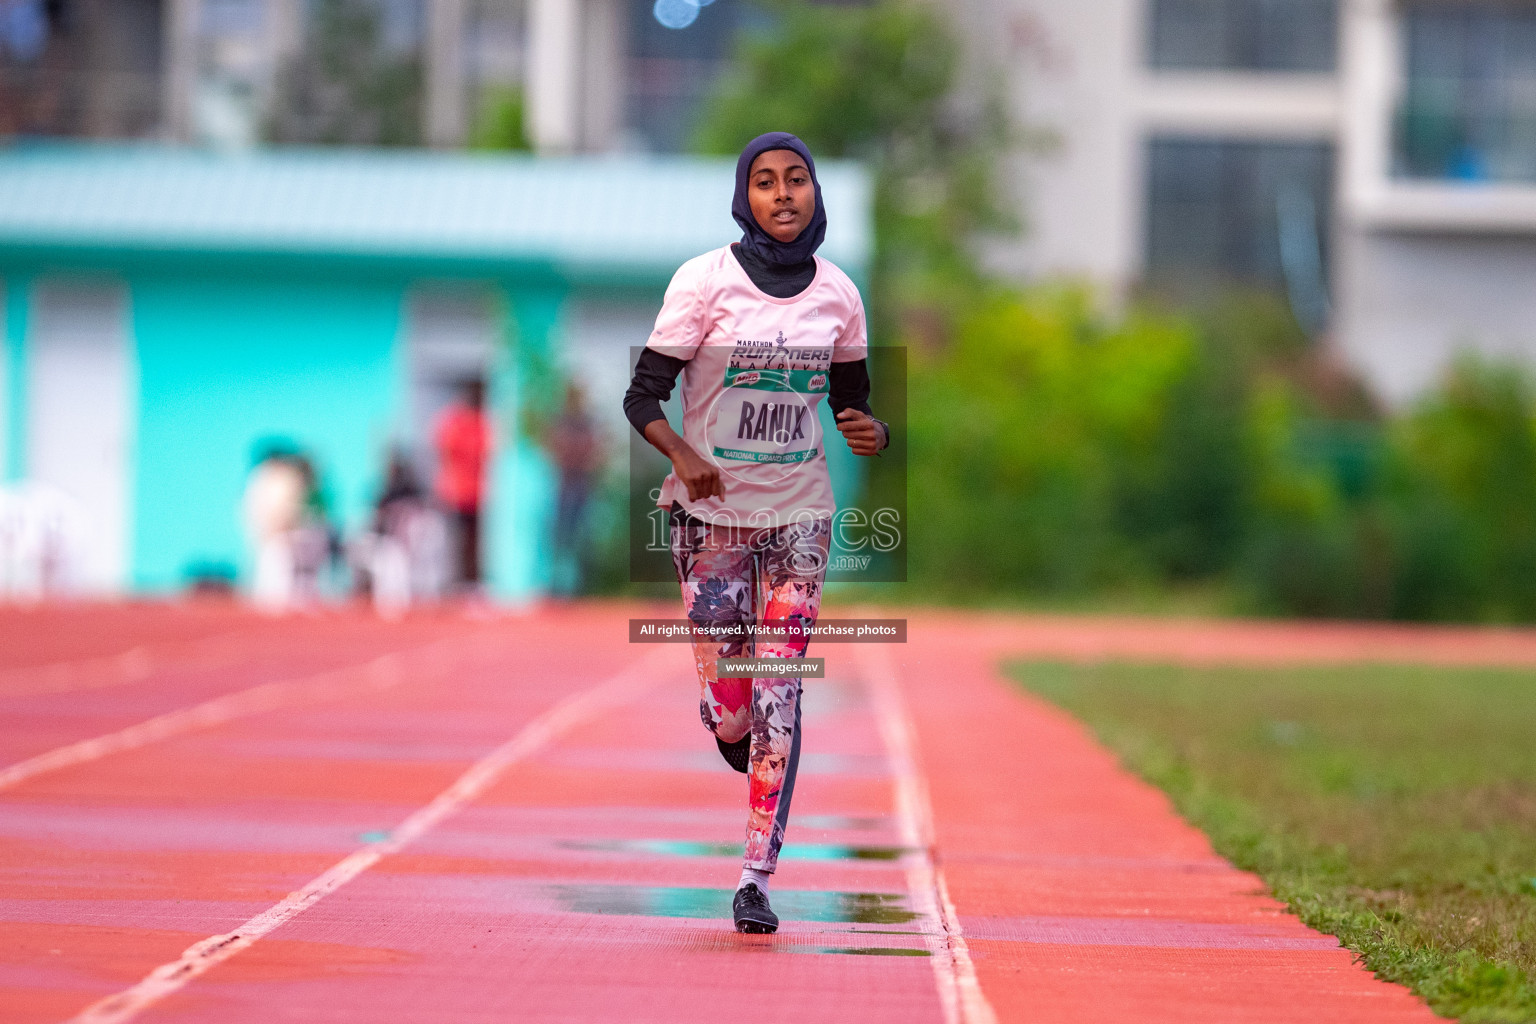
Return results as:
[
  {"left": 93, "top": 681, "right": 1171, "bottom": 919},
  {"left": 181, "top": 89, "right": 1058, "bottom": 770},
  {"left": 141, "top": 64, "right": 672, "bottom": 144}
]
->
[
  {"left": 2, "top": 274, "right": 28, "bottom": 481},
  {"left": 1, "top": 256, "right": 641, "bottom": 600},
  {"left": 124, "top": 267, "right": 559, "bottom": 599},
  {"left": 0, "top": 257, "right": 866, "bottom": 599},
  {"left": 129, "top": 272, "right": 406, "bottom": 592}
]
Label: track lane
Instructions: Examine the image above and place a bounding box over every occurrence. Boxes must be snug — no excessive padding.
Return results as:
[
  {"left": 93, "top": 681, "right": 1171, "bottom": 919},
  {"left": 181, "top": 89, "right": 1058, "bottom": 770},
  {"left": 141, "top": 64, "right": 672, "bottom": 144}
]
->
[
  {"left": 1, "top": 609, "right": 659, "bottom": 1022},
  {"left": 0, "top": 604, "right": 244, "bottom": 672},
  {"left": 894, "top": 619, "right": 1443, "bottom": 1024},
  {"left": 10, "top": 603, "right": 1525, "bottom": 1022},
  {"left": 0, "top": 616, "right": 473, "bottom": 767},
  {"left": 860, "top": 641, "right": 995, "bottom": 1024},
  {"left": 0, "top": 628, "right": 250, "bottom": 699},
  {"left": 65, "top": 645, "right": 682, "bottom": 1024},
  {"left": 64, "top": 624, "right": 954, "bottom": 1023},
  {"left": 0, "top": 649, "right": 418, "bottom": 794}
]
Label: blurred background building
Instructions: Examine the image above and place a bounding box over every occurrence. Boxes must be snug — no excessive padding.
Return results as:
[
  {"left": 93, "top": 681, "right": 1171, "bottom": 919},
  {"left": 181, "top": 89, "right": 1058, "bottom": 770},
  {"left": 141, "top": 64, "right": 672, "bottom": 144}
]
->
[
  {"left": 965, "top": 0, "right": 1536, "bottom": 403},
  {"left": 0, "top": 143, "right": 869, "bottom": 597},
  {"left": 0, "top": 0, "right": 870, "bottom": 598},
  {"left": 5, "top": 0, "right": 1533, "bottom": 391},
  {"left": 2, "top": 0, "right": 1534, "bottom": 603},
  {"left": 0, "top": 0, "right": 749, "bottom": 151}
]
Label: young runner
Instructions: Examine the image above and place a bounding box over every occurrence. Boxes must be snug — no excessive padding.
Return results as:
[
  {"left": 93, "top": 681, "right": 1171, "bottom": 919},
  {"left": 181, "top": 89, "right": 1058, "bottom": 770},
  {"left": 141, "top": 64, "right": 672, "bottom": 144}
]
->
[{"left": 623, "top": 132, "right": 889, "bottom": 934}]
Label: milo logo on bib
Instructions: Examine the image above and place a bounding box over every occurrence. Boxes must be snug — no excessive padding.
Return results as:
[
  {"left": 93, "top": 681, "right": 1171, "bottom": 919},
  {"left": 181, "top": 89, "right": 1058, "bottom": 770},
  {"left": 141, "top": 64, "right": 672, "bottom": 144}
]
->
[{"left": 709, "top": 332, "right": 830, "bottom": 469}]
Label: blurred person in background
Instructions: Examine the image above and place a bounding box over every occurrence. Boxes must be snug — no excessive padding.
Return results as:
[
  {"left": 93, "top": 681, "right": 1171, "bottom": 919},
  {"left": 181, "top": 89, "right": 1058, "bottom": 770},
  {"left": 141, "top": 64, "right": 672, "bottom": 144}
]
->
[
  {"left": 0, "top": 480, "right": 89, "bottom": 600},
  {"left": 242, "top": 444, "right": 331, "bottom": 612},
  {"left": 623, "top": 132, "right": 889, "bottom": 935},
  {"left": 287, "top": 453, "right": 335, "bottom": 604},
  {"left": 243, "top": 443, "right": 307, "bottom": 611},
  {"left": 546, "top": 383, "right": 603, "bottom": 597},
  {"left": 433, "top": 378, "right": 492, "bottom": 596},
  {"left": 351, "top": 447, "right": 446, "bottom": 617}
]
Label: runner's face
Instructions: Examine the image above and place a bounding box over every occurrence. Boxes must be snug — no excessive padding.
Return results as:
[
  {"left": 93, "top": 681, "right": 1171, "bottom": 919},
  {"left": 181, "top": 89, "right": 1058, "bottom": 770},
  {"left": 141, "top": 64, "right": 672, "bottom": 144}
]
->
[{"left": 748, "top": 150, "right": 815, "bottom": 244}]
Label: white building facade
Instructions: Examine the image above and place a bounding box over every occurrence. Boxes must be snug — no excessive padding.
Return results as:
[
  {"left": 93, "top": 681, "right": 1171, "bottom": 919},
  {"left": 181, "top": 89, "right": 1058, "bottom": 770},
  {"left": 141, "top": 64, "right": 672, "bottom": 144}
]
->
[
  {"left": 23, "top": 1, "right": 1529, "bottom": 403},
  {"left": 959, "top": 0, "right": 1536, "bottom": 403},
  {"left": 153, "top": 0, "right": 740, "bottom": 156}
]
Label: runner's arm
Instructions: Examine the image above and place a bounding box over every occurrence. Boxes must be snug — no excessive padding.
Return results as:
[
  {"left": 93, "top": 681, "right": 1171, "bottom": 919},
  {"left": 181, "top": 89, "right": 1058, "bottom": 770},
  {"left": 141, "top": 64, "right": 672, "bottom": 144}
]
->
[
  {"left": 624, "top": 348, "right": 723, "bottom": 500},
  {"left": 829, "top": 359, "right": 889, "bottom": 454},
  {"left": 623, "top": 348, "right": 687, "bottom": 437}
]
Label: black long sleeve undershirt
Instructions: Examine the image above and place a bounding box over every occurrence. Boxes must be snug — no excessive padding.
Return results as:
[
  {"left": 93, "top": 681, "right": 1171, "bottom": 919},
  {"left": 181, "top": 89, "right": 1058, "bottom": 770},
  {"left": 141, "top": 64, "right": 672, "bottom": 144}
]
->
[
  {"left": 624, "top": 350, "right": 875, "bottom": 439},
  {"left": 623, "top": 347, "right": 688, "bottom": 438}
]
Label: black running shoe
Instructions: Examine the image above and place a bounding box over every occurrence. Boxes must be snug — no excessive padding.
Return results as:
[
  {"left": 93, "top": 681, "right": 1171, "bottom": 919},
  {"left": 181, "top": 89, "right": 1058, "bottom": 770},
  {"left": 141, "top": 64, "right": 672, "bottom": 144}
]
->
[
  {"left": 716, "top": 735, "right": 750, "bottom": 774},
  {"left": 733, "top": 883, "right": 779, "bottom": 934}
]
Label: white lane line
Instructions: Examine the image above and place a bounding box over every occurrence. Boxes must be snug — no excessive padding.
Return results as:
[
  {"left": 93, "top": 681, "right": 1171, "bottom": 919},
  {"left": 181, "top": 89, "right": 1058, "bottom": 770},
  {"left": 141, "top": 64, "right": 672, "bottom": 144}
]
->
[
  {"left": 860, "top": 641, "right": 998, "bottom": 1024},
  {"left": 62, "top": 645, "right": 678, "bottom": 1024},
  {"left": 0, "top": 638, "right": 466, "bottom": 795}
]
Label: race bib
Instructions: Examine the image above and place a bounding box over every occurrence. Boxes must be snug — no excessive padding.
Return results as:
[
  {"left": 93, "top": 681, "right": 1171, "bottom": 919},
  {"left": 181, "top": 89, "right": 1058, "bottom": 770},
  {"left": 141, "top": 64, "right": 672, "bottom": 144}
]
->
[{"left": 706, "top": 335, "right": 830, "bottom": 473}]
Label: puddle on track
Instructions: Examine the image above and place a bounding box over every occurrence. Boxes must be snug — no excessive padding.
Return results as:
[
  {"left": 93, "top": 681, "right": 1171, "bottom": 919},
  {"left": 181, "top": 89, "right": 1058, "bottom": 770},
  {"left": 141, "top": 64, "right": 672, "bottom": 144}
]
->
[
  {"left": 794, "top": 815, "right": 888, "bottom": 831},
  {"left": 688, "top": 935, "right": 932, "bottom": 957},
  {"left": 548, "top": 884, "right": 919, "bottom": 925},
  {"left": 726, "top": 944, "right": 931, "bottom": 958},
  {"left": 559, "top": 839, "right": 911, "bottom": 862}
]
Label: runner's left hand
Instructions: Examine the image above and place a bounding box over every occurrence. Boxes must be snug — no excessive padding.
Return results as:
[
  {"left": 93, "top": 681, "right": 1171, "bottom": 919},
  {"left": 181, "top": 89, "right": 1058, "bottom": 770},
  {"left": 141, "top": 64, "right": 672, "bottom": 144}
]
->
[{"left": 836, "top": 409, "right": 883, "bottom": 457}]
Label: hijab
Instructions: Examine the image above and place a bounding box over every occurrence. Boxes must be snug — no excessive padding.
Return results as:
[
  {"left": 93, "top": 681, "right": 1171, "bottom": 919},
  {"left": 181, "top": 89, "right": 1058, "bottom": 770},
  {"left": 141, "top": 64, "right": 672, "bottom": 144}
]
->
[{"left": 732, "top": 132, "right": 828, "bottom": 267}]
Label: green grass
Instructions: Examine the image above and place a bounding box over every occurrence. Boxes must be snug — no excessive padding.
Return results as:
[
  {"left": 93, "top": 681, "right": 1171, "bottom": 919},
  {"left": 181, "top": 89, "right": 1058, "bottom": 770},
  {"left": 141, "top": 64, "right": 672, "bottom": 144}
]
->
[
  {"left": 1009, "top": 659, "right": 1536, "bottom": 1023},
  {"left": 829, "top": 578, "right": 1247, "bottom": 618}
]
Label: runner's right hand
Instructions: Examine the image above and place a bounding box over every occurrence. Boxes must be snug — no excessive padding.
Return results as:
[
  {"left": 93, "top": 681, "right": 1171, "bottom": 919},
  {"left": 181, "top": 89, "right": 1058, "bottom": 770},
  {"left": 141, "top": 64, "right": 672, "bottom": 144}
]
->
[{"left": 672, "top": 446, "right": 725, "bottom": 502}]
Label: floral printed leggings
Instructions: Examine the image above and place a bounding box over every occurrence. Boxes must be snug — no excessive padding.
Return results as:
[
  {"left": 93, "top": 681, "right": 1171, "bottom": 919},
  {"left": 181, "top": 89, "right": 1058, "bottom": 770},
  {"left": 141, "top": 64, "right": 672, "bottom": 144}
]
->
[{"left": 670, "top": 505, "right": 831, "bottom": 873}]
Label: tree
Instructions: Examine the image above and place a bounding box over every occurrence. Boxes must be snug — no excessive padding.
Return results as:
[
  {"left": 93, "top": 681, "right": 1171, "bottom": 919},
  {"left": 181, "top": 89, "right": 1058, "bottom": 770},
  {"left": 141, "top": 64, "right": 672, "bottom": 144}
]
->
[
  {"left": 695, "top": 0, "right": 1016, "bottom": 322},
  {"left": 266, "top": 0, "right": 423, "bottom": 147}
]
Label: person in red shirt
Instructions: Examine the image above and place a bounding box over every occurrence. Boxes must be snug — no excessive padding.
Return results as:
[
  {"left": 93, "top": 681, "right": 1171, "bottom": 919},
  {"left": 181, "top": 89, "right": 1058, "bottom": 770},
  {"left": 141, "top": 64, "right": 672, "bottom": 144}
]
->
[{"left": 433, "top": 379, "right": 492, "bottom": 592}]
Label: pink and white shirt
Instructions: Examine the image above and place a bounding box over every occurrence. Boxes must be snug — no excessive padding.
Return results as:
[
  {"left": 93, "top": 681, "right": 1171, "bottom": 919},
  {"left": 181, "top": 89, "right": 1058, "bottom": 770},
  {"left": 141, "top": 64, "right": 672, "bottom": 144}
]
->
[{"left": 647, "top": 246, "right": 868, "bottom": 526}]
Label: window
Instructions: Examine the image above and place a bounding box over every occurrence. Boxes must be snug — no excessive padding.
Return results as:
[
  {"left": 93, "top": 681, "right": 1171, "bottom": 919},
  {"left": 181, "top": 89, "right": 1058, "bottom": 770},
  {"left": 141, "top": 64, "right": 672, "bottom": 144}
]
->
[
  {"left": 1148, "top": 0, "right": 1338, "bottom": 72},
  {"left": 626, "top": 0, "right": 752, "bottom": 152},
  {"left": 0, "top": 0, "right": 164, "bottom": 138},
  {"left": 1396, "top": 4, "right": 1536, "bottom": 182},
  {"left": 200, "top": 0, "right": 264, "bottom": 35},
  {"left": 1144, "top": 138, "right": 1333, "bottom": 325}
]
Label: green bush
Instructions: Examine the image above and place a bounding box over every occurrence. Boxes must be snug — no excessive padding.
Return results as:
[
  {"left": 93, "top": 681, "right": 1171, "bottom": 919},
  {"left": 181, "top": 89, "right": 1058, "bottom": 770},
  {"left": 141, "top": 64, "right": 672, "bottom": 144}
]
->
[
  {"left": 906, "top": 286, "right": 1298, "bottom": 602},
  {"left": 905, "top": 286, "right": 1536, "bottom": 623},
  {"left": 908, "top": 287, "right": 1198, "bottom": 595},
  {"left": 1386, "top": 361, "right": 1536, "bottom": 621},
  {"left": 471, "top": 85, "right": 531, "bottom": 152},
  {"left": 696, "top": 0, "right": 1014, "bottom": 323},
  {"left": 1238, "top": 381, "right": 1394, "bottom": 617}
]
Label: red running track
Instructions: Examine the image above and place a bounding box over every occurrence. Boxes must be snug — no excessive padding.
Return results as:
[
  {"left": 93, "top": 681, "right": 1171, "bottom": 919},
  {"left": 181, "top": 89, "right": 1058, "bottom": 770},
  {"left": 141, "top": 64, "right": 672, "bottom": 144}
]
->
[{"left": 7, "top": 601, "right": 1529, "bottom": 1023}]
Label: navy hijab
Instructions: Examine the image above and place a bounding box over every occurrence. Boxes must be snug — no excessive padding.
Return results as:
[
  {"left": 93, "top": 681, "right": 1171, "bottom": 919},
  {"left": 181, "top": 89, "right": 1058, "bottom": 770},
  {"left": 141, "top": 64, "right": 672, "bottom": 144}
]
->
[{"left": 732, "top": 132, "right": 828, "bottom": 266}]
